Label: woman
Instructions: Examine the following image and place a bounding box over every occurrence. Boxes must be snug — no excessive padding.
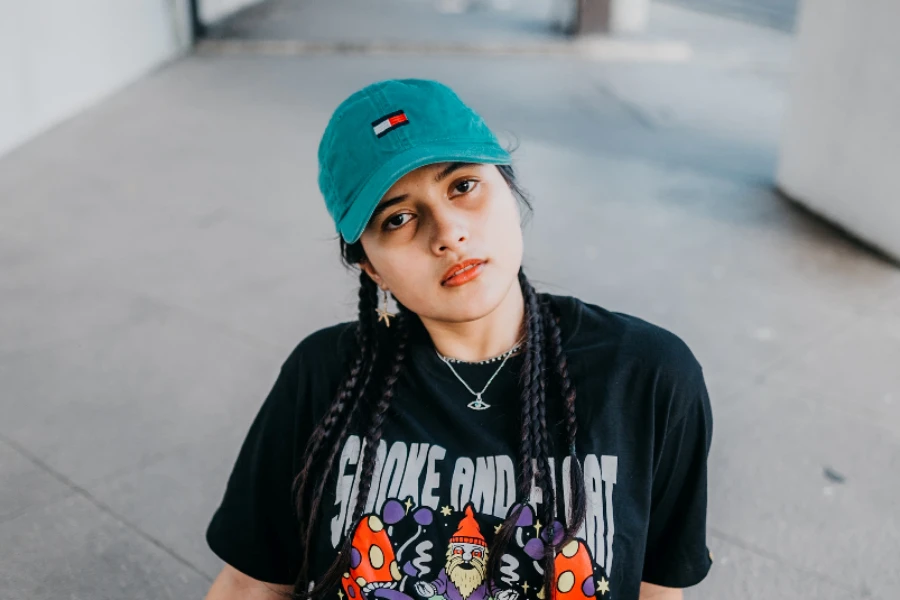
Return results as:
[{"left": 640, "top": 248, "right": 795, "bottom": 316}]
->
[{"left": 205, "top": 79, "right": 713, "bottom": 600}]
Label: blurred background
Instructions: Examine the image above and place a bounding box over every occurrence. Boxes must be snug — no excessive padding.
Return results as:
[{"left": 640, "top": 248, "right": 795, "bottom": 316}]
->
[{"left": 1, "top": 0, "right": 898, "bottom": 598}]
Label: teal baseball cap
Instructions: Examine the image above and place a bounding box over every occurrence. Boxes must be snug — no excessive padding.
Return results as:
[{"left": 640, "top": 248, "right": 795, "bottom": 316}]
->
[{"left": 318, "top": 79, "right": 512, "bottom": 244}]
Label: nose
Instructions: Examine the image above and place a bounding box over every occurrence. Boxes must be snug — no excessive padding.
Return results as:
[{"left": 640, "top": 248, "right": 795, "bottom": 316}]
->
[
  {"left": 462, "top": 549, "right": 473, "bottom": 561},
  {"left": 430, "top": 208, "right": 469, "bottom": 255}
]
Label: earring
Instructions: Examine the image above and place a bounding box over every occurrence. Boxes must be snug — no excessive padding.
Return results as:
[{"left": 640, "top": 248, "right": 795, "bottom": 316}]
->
[{"left": 376, "top": 288, "right": 396, "bottom": 327}]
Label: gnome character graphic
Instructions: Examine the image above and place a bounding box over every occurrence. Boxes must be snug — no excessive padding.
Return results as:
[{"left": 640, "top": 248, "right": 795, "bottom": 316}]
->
[{"left": 414, "top": 504, "right": 518, "bottom": 600}]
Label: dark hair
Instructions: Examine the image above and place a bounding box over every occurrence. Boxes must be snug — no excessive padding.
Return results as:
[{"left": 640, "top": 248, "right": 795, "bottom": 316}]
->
[{"left": 291, "top": 163, "right": 586, "bottom": 599}]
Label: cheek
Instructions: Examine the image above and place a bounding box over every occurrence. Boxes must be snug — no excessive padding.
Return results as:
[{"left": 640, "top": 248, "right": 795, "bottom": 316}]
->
[
  {"left": 484, "top": 192, "right": 524, "bottom": 258},
  {"left": 365, "top": 247, "right": 435, "bottom": 306}
]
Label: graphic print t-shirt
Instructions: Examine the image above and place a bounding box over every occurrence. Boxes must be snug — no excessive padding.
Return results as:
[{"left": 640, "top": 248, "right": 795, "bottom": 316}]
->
[{"left": 206, "top": 294, "right": 714, "bottom": 600}]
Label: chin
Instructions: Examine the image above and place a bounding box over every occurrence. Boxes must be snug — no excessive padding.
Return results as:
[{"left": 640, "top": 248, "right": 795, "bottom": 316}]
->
[
  {"left": 441, "top": 279, "right": 514, "bottom": 322},
  {"left": 402, "top": 265, "right": 519, "bottom": 324},
  {"left": 446, "top": 302, "right": 496, "bottom": 323}
]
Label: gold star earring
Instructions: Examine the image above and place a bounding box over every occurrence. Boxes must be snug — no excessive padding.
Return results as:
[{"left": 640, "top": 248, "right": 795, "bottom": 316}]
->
[{"left": 376, "top": 288, "right": 396, "bottom": 327}]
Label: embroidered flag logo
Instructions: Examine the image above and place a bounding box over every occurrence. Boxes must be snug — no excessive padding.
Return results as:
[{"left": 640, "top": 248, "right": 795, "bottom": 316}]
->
[{"left": 372, "top": 110, "right": 409, "bottom": 138}]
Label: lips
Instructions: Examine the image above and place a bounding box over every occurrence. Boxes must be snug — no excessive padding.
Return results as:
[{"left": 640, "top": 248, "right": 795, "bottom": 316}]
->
[{"left": 441, "top": 258, "right": 486, "bottom": 285}]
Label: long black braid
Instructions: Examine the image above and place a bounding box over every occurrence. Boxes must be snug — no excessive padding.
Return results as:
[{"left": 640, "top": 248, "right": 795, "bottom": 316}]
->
[
  {"left": 292, "top": 164, "right": 587, "bottom": 599},
  {"left": 542, "top": 297, "right": 587, "bottom": 541},
  {"left": 292, "top": 272, "right": 382, "bottom": 588},
  {"left": 485, "top": 271, "right": 560, "bottom": 596}
]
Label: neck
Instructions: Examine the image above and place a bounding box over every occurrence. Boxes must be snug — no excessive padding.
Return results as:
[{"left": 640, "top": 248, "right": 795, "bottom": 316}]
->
[{"left": 419, "top": 279, "right": 526, "bottom": 363}]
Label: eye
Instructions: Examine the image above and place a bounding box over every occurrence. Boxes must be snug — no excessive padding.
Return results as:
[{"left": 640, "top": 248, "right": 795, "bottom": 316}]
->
[
  {"left": 383, "top": 212, "right": 414, "bottom": 231},
  {"left": 453, "top": 547, "right": 463, "bottom": 555},
  {"left": 473, "top": 550, "right": 482, "bottom": 558},
  {"left": 452, "top": 179, "right": 478, "bottom": 195}
]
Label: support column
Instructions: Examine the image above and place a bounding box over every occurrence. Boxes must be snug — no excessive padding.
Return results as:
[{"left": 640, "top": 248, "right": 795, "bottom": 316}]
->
[
  {"left": 777, "top": 1, "right": 900, "bottom": 262},
  {"left": 573, "top": 0, "right": 650, "bottom": 35}
]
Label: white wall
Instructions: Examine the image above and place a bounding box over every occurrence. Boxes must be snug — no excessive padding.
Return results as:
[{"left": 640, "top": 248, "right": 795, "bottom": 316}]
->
[
  {"left": 610, "top": 0, "right": 650, "bottom": 33},
  {"left": 549, "top": 0, "right": 650, "bottom": 34},
  {"left": 0, "top": 1, "right": 191, "bottom": 158},
  {"left": 201, "top": 0, "right": 263, "bottom": 23},
  {"left": 0, "top": 0, "right": 263, "bottom": 159},
  {"left": 777, "top": 0, "right": 900, "bottom": 261}
]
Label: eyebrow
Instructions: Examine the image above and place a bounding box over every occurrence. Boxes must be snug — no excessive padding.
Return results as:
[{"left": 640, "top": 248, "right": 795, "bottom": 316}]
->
[
  {"left": 370, "top": 163, "right": 472, "bottom": 223},
  {"left": 434, "top": 162, "right": 468, "bottom": 183},
  {"left": 370, "top": 195, "right": 407, "bottom": 222}
]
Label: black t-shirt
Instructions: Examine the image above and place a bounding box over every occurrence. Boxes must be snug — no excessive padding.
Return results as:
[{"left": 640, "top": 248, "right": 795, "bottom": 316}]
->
[{"left": 206, "top": 294, "right": 713, "bottom": 600}]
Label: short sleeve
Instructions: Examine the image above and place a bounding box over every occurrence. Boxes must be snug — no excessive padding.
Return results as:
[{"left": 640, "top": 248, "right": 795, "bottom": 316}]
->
[
  {"left": 641, "top": 363, "right": 714, "bottom": 588},
  {"left": 206, "top": 361, "right": 303, "bottom": 585}
]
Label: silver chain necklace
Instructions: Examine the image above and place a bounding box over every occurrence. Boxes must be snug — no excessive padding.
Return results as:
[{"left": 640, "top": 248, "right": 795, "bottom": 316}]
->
[{"left": 435, "top": 339, "right": 524, "bottom": 411}]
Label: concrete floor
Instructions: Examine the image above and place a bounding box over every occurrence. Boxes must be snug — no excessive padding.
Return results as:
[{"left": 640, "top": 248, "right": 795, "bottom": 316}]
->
[{"left": 1, "top": 2, "right": 897, "bottom": 599}]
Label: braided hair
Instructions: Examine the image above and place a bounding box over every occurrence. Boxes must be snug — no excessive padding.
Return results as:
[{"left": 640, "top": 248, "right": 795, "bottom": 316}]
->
[{"left": 291, "top": 164, "right": 586, "bottom": 599}]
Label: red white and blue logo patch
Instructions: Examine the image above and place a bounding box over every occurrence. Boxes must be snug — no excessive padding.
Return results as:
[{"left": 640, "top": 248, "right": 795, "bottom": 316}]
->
[{"left": 372, "top": 110, "right": 409, "bottom": 138}]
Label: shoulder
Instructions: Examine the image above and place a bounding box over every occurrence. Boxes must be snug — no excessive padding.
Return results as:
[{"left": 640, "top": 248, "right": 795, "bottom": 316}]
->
[
  {"left": 282, "top": 321, "right": 357, "bottom": 377},
  {"left": 548, "top": 293, "right": 701, "bottom": 372},
  {"left": 262, "top": 321, "right": 357, "bottom": 422},
  {"left": 546, "top": 294, "right": 707, "bottom": 418}
]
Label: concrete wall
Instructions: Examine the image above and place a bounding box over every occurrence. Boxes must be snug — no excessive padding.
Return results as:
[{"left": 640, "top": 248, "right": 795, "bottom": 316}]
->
[
  {"left": 548, "top": 0, "right": 651, "bottom": 34},
  {"left": 201, "top": 0, "right": 263, "bottom": 23},
  {"left": 777, "top": 0, "right": 900, "bottom": 261},
  {"left": 0, "top": 1, "right": 191, "bottom": 158},
  {"left": 0, "top": 0, "right": 261, "bottom": 159},
  {"left": 610, "top": 0, "right": 650, "bottom": 33}
]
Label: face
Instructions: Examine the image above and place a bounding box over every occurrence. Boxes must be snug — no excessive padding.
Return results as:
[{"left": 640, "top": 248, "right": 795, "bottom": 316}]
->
[
  {"left": 446, "top": 543, "right": 488, "bottom": 598},
  {"left": 358, "top": 162, "right": 524, "bottom": 324},
  {"left": 450, "top": 543, "right": 486, "bottom": 563}
]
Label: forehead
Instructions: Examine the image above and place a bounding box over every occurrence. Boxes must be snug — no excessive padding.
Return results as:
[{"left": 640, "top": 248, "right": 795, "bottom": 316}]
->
[{"left": 403, "top": 162, "right": 454, "bottom": 180}]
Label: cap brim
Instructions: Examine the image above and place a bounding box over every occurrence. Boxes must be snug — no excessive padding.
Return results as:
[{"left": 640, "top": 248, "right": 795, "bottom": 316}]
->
[{"left": 338, "top": 142, "right": 512, "bottom": 244}]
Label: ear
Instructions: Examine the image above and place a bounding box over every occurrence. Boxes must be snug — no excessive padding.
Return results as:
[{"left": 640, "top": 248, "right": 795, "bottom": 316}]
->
[{"left": 359, "top": 259, "right": 387, "bottom": 290}]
